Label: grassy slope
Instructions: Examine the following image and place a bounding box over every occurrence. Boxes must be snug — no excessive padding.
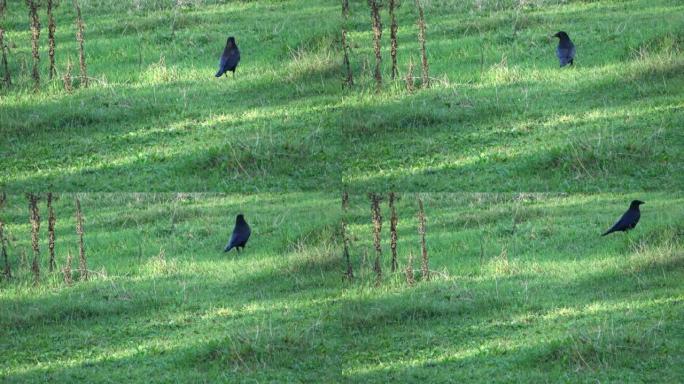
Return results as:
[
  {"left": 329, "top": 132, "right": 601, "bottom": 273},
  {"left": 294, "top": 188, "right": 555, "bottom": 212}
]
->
[
  {"left": 1, "top": 193, "right": 344, "bottom": 382},
  {"left": 1, "top": 193, "right": 682, "bottom": 382},
  {"left": 0, "top": 0, "right": 341, "bottom": 191},
  {"left": 341, "top": 0, "right": 684, "bottom": 191},
  {"left": 1, "top": 0, "right": 683, "bottom": 382},
  {"left": 0, "top": 0, "right": 682, "bottom": 191},
  {"left": 342, "top": 192, "right": 683, "bottom": 382}
]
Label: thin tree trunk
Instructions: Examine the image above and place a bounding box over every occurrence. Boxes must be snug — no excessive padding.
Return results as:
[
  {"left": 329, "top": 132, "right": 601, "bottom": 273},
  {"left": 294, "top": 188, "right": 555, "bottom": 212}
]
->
[
  {"left": 63, "top": 250, "right": 73, "bottom": 286},
  {"left": 370, "top": 193, "right": 382, "bottom": 285},
  {"left": 63, "top": 57, "right": 73, "bottom": 93},
  {"left": 47, "top": 0, "right": 56, "bottom": 80},
  {"left": 73, "top": 0, "right": 88, "bottom": 88},
  {"left": 0, "top": 28, "right": 11, "bottom": 87},
  {"left": 415, "top": 0, "right": 429, "bottom": 88},
  {"left": 47, "top": 192, "right": 56, "bottom": 272},
  {"left": 343, "top": 222, "right": 354, "bottom": 281},
  {"left": 368, "top": 0, "right": 382, "bottom": 91},
  {"left": 405, "top": 251, "right": 415, "bottom": 286},
  {"left": 389, "top": 192, "right": 398, "bottom": 272},
  {"left": 28, "top": 193, "right": 40, "bottom": 283},
  {"left": 342, "top": 191, "right": 353, "bottom": 280},
  {"left": 417, "top": 195, "right": 429, "bottom": 281},
  {"left": 26, "top": 0, "right": 40, "bottom": 90},
  {"left": 342, "top": 29, "right": 354, "bottom": 88},
  {"left": 0, "top": 192, "right": 9, "bottom": 279},
  {"left": 342, "top": 0, "right": 349, "bottom": 17},
  {"left": 342, "top": 190, "right": 349, "bottom": 211},
  {"left": 389, "top": 0, "right": 398, "bottom": 80},
  {"left": 405, "top": 57, "right": 415, "bottom": 92},
  {"left": 1, "top": 221, "right": 10, "bottom": 279},
  {"left": 75, "top": 197, "right": 87, "bottom": 281}
]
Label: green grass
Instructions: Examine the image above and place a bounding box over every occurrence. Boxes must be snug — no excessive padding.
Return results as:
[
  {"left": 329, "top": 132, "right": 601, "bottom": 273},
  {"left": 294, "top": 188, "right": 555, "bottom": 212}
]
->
[
  {"left": 340, "top": 0, "right": 683, "bottom": 191},
  {"left": 0, "top": 0, "right": 342, "bottom": 191},
  {"left": 1, "top": 192, "right": 682, "bottom": 382},
  {"left": 1, "top": 0, "right": 682, "bottom": 191},
  {"left": 1, "top": 0, "right": 682, "bottom": 382},
  {"left": 1, "top": 193, "right": 344, "bottom": 382},
  {"left": 342, "top": 192, "right": 683, "bottom": 381}
]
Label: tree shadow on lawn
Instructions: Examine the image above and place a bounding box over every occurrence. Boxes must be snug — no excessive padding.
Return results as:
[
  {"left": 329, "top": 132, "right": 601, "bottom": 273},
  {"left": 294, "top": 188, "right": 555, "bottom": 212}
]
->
[
  {"left": 342, "top": 132, "right": 680, "bottom": 191},
  {"left": 4, "top": 297, "right": 346, "bottom": 383},
  {"left": 339, "top": 245, "right": 682, "bottom": 332},
  {"left": 2, "top": 247, "right": 346, "bottom": 381},
  {"left": 1, "top": 58, "right": 342, "bottom": 191},
  {"left": 337, "top": 251, "right": 683, "bottom": 382},
  {"left": 341, "top": 193, "right": 682, "bottom": 272},
  {"left": 339, "top": 59, "right": 683, "bottom": 191},
  {"left": 2, "top": 221, "right": 680, "bottom": 382},
  {"left": 342, "top": 306, "right": 678, "bottom": 383},
  {"left": 2, "top": 131, "right": 342, "bottom": 191}
]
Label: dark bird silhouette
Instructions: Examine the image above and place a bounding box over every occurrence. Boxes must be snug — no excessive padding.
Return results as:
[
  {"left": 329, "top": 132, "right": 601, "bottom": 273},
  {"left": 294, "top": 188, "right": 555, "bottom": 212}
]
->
[
  {"left": 215, "top": 36, "right": 240, "bottom": 78},
  {"left": 224, "top": 214, "right": 251, "bottom": 253},
  {"left": 553, "top": 31, "right": 575, "bottom": 67},
  {"left": 602, "top": 200, "right": 644, "bottom": 236}
]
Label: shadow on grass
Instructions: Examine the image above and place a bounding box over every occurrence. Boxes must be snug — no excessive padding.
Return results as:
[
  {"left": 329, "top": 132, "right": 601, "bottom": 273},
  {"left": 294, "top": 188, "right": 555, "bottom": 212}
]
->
[
  {"left": 340, "top": 57, "right": 683, "bottom": 191},
  {"left": 1, "top": 240, "right": 345, "bottom": 381},
  {"left": 337, "top": 246, "right": 682, "bottom": 382},
  {"left": 1, "top": 54, "right": 342, "bottom": 191}
]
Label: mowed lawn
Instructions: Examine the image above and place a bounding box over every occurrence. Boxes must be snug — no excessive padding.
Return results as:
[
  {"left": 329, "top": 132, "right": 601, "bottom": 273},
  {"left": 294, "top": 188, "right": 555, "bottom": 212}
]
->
[
  {"left": 1, "top": 0, "right": 683, "bottom": 381},
  {"left": 1, "top": 0, "right": 682, "bottom": 192},
  {"left": 340, "top": 0, "right": 684, "bottom": 191},
  {"left": 0, "top": 0, "right": 342, "bottom": 191},
  {"left": 1, "top": 193, "right": 345, "bottom": 382},
  {"left": 1, "top": 193, "right": 682, "bottom": 382}
]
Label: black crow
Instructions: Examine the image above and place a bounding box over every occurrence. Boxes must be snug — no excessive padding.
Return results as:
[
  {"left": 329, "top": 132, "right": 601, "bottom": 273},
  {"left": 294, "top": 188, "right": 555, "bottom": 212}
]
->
[
  {"left": 224, "top": 213, "right": 251, "bottom": 253},
  {"left": 553, "top": 31, "right": 575, "bottom": 67},
  {"left": 215, "top": 36, "right": 240, "bottom": 78},
  {"left": 602, "top": 200, "right": 644, "bottom": 236}
]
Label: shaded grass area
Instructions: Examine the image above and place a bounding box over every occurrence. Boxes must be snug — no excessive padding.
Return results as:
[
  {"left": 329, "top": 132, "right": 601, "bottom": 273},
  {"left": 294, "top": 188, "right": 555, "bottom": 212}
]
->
[
  {"left": 341, "top": 0, "right": 684, "bottom": 191},
  {"left": 2, "top": 193, "right": 681, "bottom": 382},
  {"left": 340, "top": 192, "right": 683, "bottom": 382},
  {"left": 1, "top": 0, "right": 681, "bottom": 191},
  {"left": 0, "top": 193, "right": 344, "bottom": 382},
  {"left": 0, "top": 0, "right": 341, "bottom": 191}
]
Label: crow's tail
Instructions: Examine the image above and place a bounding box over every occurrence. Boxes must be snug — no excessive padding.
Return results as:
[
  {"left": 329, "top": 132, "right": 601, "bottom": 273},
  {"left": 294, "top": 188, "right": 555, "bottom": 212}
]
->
[{"left": 601, "top": 228, "right": 614, "bottom": 236}]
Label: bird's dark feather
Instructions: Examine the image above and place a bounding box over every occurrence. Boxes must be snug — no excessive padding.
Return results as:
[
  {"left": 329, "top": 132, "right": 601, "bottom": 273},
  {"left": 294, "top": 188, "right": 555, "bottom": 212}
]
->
[
  {"left": 602, "top": 202, "right": 642, "bottom": 236},
  {"left": 556, "top": 46, "right": 575, "bottom": 66},
  {"left": 554, "top": 32, "right": 575, "bottom": 67},
  {"left": 224, "top": 215, "right": 251, "bottom": 252},
  {"left": 215, "top": 39, "right": 240, "bottom": 77}
]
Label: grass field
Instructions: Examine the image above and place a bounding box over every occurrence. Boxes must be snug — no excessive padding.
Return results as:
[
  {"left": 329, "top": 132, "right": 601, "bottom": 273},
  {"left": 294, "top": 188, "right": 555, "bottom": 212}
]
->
[
  {"left": 1, "top": 0, "right": 683, "bottom": 382},
  {"left": 340, "top": 0, "right": 684, "bottom": 191},
  {"left": 1, "top": 0, "right": 682, "bottom": 191},
  {"left": 1, "top": 193, "right": 682, "bottom": 382},
  {"left": 1, "top": 0, "right": 341, "bottom": 191},
  {"left": 1, "top": 193, "right": 344, "bottom": 382}
]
